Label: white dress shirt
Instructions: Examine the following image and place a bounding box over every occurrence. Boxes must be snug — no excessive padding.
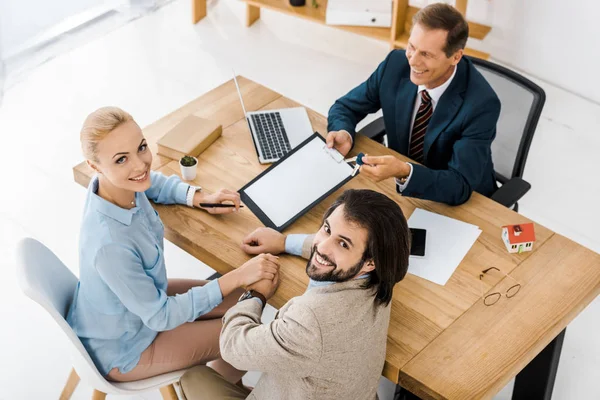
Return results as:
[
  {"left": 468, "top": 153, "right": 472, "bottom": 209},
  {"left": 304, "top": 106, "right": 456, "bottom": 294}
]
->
[{"left": 396, "top": 66, "right": 457, "bottom": 191}]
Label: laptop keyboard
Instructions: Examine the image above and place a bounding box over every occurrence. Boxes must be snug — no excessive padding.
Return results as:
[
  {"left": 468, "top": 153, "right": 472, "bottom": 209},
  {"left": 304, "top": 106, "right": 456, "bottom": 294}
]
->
[{"left": 250, "top": 113, "right": 292, "bottom": 160}]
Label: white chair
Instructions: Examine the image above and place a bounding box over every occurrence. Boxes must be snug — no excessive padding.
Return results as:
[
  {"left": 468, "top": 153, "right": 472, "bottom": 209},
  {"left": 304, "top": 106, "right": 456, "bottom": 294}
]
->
[{"left": 16, "top": 237, "right": 187, "bottom": 400}]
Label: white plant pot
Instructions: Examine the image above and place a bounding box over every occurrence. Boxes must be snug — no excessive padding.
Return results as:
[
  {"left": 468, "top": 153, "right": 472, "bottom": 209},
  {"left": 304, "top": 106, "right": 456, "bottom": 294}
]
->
[{"left": 179, "top": 157, "right": 198, "bottom": 181}]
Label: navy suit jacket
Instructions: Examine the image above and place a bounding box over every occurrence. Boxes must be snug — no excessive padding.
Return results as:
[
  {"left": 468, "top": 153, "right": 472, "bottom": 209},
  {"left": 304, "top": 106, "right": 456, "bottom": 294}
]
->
[{"left": 328, "top": 50, "right": 500, "bottom": 205}]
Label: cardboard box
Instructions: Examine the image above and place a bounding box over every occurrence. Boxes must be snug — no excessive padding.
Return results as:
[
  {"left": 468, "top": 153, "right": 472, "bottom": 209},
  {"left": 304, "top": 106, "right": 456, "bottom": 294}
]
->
[{"left": 157, "top": 115, "right": 222, "bottom": 160}]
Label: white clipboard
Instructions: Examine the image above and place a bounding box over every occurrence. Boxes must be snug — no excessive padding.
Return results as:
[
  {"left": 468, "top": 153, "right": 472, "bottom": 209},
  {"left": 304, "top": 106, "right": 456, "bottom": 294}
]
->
[{"left": 239, "top": 133, "right": 356, "bottom": 232}]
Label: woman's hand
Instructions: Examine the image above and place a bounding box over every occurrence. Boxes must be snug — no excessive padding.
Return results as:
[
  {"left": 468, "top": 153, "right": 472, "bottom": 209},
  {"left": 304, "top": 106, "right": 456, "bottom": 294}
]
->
[
  {"left": 194, "top": 189, "right": 241, "bottom": 214},
  {"left": 217, "top": 254, "right": 280, "bottom": 297},
  {"left": 235, "top": 254, "right": 280, "bottom": 287}
]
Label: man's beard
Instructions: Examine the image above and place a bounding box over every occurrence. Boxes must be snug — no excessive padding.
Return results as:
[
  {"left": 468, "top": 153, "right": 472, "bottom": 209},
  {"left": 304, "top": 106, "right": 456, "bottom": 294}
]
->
[{"left": 306, "top": 246, "right": 365, "bottom": 282}]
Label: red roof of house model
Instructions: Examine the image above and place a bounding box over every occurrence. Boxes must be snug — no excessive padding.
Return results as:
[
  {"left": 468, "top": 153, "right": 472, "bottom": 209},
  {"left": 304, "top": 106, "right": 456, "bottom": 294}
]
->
[{"left": 503, "top": 223, "right": 535, "bottom": 244}]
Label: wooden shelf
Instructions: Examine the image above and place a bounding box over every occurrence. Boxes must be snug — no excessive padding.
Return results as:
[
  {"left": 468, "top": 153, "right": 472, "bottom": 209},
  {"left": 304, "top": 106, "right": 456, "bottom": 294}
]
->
[
  {"left": 244, "top": 0, "right": 392, "bottom": 41},
  {"left": 393, "top": 34, "right": 489, "bottom": 60},
  {"left": 460, "top": 47, "right": 489, "bottom": 60},
  {"left": 404, "top": 6, "right": 491, "bottom": 41},
  {"left": 241, "top": 0, "right": 491, "bottom": 59}
]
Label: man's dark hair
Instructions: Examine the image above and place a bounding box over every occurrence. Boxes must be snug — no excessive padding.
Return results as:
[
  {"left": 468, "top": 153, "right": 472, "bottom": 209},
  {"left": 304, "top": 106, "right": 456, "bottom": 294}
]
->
[
  {"left": 413, "top": 3, "right": 469, "bottom": 58},
  {"left": 322, "top": 189, "right": 410, "bottom": 306}
]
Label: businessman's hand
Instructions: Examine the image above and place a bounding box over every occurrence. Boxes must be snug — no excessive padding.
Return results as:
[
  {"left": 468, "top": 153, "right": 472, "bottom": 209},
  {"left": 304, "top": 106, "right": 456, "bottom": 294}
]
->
[
  {"left": 241, "top": 228, "right": 286, "bottom": 255},
  {"left": 325, "top": 130, "right": 352, "bottom": 157},
  {"left": 195, "top": 189, "right": 241, "bottom": 214},
  {"left": 360, "top": 155, "right": 411, "bottom": 182},
  {"left": 248, "top": 272, "right": 280, "bottom": 300}
]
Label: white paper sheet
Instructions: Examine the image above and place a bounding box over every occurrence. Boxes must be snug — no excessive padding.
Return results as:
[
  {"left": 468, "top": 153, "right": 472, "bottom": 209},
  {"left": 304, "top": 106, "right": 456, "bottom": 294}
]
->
[
  {"left": 244, "top": 137, "right": 354, "bottom": 227},
  {"left": 407, "top": 208, "right": 481, "bottom": 286}
]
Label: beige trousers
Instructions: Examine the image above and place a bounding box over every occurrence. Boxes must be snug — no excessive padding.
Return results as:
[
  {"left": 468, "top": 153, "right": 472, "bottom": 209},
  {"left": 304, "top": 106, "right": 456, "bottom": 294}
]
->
[
  {"left": 180, "top": 365, "right": 251, "bottom": 400},
  {"left": 107, "top": 279, "right": 245, "bottom": 384}
]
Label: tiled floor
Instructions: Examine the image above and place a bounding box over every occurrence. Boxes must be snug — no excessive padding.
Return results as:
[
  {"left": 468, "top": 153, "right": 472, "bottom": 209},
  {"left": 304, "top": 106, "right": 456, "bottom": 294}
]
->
[{"left": 1, "top": 0, "right": 598, "bottom": 399}]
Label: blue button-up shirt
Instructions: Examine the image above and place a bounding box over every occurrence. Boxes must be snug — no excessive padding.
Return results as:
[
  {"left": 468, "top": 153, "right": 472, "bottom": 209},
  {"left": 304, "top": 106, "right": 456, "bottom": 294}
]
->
[{"left": 67, "top": 172, "right": 223, "bottom": 375}]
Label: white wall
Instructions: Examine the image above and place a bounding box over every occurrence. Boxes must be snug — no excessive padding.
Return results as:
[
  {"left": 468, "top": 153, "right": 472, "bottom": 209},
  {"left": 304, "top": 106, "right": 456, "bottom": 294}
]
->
[
  {"left": 411, "top": 0, "right": 600, "bottom": 103},
  {"left": 474, "top": 0, "right": 600, "bottom": 104},
  {"left": 2, "top": 0, "right": 598, "bottom": 103},
  {"left": 0, "top": 0, "right": 105, "bottom": 58}
]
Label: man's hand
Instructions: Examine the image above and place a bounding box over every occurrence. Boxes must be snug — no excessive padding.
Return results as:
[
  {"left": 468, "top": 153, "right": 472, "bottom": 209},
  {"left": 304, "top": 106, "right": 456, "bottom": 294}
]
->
[
  {"left": 359, "top": 155, "right": 411, "bottom": 182},
  {"left": 194, "top": 189, "right": 241, "bottom": 214},
  {"left": 248, "top": 272, "right": 280, "bottom": 300},
  {"left": 241, "top": 228, "right": 286, "bottom": 255},
  {"left": 325, "top": 130, "right": 353, "bottom": 157}
]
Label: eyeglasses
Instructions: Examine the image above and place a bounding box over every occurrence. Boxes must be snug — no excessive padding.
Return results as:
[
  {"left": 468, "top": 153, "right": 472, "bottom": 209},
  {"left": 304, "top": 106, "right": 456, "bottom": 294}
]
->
[{"left": 479, "top": 267, "right": 521, "bottom": 306}]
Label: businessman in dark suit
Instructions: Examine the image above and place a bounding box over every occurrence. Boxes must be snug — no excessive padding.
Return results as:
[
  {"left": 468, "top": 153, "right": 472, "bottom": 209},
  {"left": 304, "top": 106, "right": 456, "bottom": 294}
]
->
[{"left": 326, "top": 3, "right": 500, "bottom": 205}]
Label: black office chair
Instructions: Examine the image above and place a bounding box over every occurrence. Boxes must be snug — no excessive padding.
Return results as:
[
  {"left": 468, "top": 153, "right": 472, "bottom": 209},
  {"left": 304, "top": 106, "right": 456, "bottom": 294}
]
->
[{"left": 358, "top": 57, "right": 546, "bottom": 212}]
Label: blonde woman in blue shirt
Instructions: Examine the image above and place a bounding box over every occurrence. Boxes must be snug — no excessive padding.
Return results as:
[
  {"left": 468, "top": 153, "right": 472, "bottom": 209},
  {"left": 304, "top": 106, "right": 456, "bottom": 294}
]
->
[{"left": 67, "top": 107, "right": 280, "bottom": 383}]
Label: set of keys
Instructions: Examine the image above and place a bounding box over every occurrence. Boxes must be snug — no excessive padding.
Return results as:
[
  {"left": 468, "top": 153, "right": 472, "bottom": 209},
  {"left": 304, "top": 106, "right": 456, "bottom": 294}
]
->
[
  {"left": 345, "top": 152, "right": 365, "bottom": 177},
  {"left": 320, "top": 144, "right": 365, "bottom": 177}
]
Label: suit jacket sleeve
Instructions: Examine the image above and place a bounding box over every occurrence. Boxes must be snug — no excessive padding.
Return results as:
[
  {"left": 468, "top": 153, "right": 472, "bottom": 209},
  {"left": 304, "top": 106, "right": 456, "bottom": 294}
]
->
[
  {"left": 219, "top": 299, "right": 323, "bottom": 376},
  {"left": 402, "top": 98, "right": 501, "bottom": 205},
  {"left": 327, "top": 51, "right": 393, "bottom": 141}
]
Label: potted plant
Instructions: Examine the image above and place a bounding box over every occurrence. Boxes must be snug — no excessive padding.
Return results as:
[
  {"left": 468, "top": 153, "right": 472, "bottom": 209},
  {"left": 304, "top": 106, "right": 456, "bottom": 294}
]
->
[{"left": 179, "top": 155, "right": 198, "bottom": 181}]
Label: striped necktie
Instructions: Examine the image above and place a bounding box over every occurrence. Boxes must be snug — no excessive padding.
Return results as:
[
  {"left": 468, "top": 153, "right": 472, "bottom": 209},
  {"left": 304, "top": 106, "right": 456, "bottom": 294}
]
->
[{"left": 409, "top": 90, "right": 433, "bottom": 163}]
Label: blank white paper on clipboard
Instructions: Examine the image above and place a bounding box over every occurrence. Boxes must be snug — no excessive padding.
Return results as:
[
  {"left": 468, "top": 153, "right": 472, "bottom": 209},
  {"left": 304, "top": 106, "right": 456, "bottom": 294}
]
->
[
  {"left": 240, "top": 134, "right": 355, "bottom": 231},
  {"left": 407, "top": 208, "right": 481, "bottom": 286}
]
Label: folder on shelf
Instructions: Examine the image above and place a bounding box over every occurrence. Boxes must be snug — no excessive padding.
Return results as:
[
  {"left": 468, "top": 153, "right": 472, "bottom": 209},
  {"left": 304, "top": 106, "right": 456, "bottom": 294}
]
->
[{"left": 326, "top": 0, "right": 393, "bottom": 28}]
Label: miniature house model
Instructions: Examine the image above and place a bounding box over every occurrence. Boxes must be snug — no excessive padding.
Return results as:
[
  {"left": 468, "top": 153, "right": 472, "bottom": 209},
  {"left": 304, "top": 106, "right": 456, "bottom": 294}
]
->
[{"left": 502, "top": 223, "right": 536, "bottom": 254}]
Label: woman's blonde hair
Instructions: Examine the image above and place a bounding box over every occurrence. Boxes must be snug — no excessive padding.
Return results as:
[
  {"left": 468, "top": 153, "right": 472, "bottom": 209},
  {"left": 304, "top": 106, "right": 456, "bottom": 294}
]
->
[{"left": 81, "top": 106, "right": 133, "bottom": 161}]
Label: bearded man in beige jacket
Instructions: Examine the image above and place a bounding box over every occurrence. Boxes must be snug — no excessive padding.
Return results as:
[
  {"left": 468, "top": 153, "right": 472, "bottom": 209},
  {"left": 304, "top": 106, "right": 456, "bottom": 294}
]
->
[{"left": 180, "top": 189, "right": 411, "bottom": 400}]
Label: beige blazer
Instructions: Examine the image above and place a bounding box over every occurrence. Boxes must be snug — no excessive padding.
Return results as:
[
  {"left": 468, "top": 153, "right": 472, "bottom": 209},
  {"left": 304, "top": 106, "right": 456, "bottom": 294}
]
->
[{"left": 220, "top": 241, "right": 391, "bottom": 400}]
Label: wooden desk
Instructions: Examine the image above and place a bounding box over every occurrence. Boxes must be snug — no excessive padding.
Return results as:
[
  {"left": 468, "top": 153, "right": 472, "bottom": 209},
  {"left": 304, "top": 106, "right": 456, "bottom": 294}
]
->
[{"left": 73, "top": 77, "right": 600, "bottom": 399}]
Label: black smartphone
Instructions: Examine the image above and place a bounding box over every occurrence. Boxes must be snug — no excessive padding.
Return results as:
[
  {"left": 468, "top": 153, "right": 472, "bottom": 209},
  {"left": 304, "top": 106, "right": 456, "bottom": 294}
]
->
[{"left": 410, "top": 228, "right": 427, "bottom": 257}]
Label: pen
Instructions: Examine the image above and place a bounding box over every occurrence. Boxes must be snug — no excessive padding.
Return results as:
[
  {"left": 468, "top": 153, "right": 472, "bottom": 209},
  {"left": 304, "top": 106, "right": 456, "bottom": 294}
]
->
[{"left": 198, "top": 203, "right": 244, "bottom": 208}]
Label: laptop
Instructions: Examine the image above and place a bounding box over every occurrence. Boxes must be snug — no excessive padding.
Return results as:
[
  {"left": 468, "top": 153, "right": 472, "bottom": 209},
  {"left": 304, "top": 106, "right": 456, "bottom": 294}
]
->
[{"left": 233, "top": 74, "right": 314, "bottom": 164}]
